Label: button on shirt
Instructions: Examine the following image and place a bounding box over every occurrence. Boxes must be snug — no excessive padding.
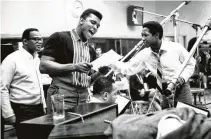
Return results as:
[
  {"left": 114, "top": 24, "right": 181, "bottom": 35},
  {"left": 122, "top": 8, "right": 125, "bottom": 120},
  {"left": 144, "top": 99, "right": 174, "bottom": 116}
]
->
[
  {"left": 71, "top": 29, "right": 91, "bottom": 87},
  {"left": 1, "top": 48, "right": 46, "bottom": 118},
  {"left": 117, "top": 40, "right": 196, "bottom": 83}
]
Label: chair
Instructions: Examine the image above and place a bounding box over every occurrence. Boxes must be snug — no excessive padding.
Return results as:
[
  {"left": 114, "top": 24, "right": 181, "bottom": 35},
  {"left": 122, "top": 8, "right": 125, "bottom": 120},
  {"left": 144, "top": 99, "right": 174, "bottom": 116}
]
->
[{"left": 190, "top": 88, "right": 207, "bottom": 109}]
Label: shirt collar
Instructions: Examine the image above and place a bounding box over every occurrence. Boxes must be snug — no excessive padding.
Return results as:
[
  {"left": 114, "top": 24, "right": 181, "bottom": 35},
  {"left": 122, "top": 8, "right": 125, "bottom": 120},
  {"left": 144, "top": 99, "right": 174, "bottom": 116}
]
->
[
  {"left": 71, "top": 29, "right": 88, "bottom": 44},
  {"left": 91, "top": 97, "right": 103, "bottom": 103},
  {"left": 20, "top": 48, "right": 38, "bottom": 59},
  {"left": 159, "top": 40, "right": 168, "bottom": 52},
  {"left": 150, "top": 40, "right": 167, "bottom": 56},
  {"left": 71, "top": 29, "right": 80, "bottom": 41}
]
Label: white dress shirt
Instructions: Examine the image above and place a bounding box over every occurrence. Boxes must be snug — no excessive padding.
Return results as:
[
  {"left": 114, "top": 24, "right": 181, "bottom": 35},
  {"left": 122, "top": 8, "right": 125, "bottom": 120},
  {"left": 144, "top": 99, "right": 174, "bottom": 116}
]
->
[
  {"left": 114, "top": 40, "right": 196, "bottom": 83},
  {"left": 1, "top": 48, "right": 46, "bottom": 118},
  {"left": 88, "top": 96, "right": 103, "bottom": 103}
]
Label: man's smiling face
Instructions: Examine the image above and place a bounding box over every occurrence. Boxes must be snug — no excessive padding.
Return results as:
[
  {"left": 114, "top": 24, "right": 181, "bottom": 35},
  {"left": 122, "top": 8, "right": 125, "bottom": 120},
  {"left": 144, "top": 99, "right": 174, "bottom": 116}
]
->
[{"left": 80, "top": 13, "right": 101, "bottom": 40}]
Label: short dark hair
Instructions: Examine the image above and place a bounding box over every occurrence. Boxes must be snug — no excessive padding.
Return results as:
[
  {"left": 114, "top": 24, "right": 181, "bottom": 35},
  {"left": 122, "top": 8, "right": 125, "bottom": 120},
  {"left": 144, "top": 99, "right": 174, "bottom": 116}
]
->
[
  {"left": 80, "top": 8, "right": 103, "bottom": 20},
  {"left": 93, "top": 77, "right": 113, "bottom": 95},
  {"left": 187, "top": 37, "right": 197, "bottom": 52},
  {"left": 95, "top": 46, "right": 102, "bottom": 50},
  {"left": 143, "top": 21, "right": 163, "bottom": 39},
  {"left": 22, "top": 28, "right": 39, "bottom": 41}
]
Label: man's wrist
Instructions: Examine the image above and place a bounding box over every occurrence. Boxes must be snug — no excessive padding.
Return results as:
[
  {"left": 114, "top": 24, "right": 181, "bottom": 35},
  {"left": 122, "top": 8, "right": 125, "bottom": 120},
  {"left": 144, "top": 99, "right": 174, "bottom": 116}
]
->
[
  {"left": 163, "top": 88, "right": 173, "bottom": 97},
  {"left": 71, "top": 64, "right": 77, "bottom": 71},
  {"left": 164, "top": 82, "right": 175, "bottom": 96},
  {"left": 177, "top": 77, "right": 185, "bottom": 86}
]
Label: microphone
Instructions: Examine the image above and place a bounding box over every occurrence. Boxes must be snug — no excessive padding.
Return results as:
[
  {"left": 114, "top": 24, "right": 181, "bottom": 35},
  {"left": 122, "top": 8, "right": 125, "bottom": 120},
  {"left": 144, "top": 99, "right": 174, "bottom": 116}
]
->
[
  {"left": 203, "top": 18, "right": 211, "bottom": 30},
  {"left": 184, "top": 0, "right": 191, "bottom": 5},
  {"left": 191, "top": 23, "right": 202, "bottom": 30}
]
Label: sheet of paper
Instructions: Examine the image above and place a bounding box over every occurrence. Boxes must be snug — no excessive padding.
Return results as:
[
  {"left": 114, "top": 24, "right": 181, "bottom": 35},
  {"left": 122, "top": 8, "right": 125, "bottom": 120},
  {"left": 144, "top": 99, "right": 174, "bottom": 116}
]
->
[
  {"left": 176, "top": 101, "right": 209, "bottom": 117},
  {"left": 115, "top": 95, "right": 130, "bottom": 114},
  {"left": 91, "top": 49, "right": 122, "bottom": 71},
  {"left": 114, "top": 77, "right": 130, "bottom": 90}
]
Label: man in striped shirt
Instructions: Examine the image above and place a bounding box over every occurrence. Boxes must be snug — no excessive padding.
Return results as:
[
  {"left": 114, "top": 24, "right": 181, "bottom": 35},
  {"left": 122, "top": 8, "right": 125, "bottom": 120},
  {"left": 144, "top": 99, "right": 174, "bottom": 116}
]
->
[{"left": 40, "top": 9, "right": 103, "bottom": 113}]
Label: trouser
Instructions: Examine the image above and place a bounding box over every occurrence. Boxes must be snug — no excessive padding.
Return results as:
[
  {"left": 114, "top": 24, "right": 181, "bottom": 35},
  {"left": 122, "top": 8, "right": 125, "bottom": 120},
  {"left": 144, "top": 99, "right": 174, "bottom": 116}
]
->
[
  {"left": 161, "top": 82, "right": 192, "bottom": 109},
  {"left": 11, "top": 102, "right": 44, "bottom": 139},
  {"left": 11, "top": 102, "right": 44, "bottom": 123},
  {"left": 46, "top": 85, "right": 88, "bottom": 114},
  {"left": 1, "top": 114, "right": 4, "bottom": 139}
]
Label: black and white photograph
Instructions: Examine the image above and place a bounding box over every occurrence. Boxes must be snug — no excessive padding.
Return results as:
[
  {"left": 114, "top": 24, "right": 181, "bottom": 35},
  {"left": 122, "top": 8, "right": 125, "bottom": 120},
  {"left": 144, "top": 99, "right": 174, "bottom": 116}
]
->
[{"left": 1, "top": 0, "right": 211, "bottom": 139}]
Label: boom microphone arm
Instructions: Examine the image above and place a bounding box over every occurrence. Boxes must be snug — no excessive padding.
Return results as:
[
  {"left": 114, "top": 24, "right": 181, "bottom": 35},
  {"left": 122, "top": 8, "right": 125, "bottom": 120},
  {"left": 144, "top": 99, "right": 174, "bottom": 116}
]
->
[
  {"left": 161, "top": 0, "right": 191, "bottom": 26},
  {"left": 171, "top": 18, "right": 211, "bottom": 86}
]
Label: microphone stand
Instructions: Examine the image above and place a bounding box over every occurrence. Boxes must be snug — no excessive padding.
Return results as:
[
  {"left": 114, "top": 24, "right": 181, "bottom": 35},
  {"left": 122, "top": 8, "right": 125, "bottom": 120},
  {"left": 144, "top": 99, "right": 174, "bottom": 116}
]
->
[
  {"left": 171, "top": 18, "right": 211, "bottom": 89},
  {"left": 192, "top": 24, "right": 201, "bottom": 87},
  {"left": 166, "top": 19, "right": 211, "bottom": 108},
  {"left": 135, "top": 1, "right": 203, "bottom": 44},
  {"left": 160, "top": 0, "right": 190, "bottom": 26},
  {"left": 135, "top": 8, "right": 201, "bottom": 28},
  {"left": 173, "top": 12, "right": 179, "bottom": 42}
]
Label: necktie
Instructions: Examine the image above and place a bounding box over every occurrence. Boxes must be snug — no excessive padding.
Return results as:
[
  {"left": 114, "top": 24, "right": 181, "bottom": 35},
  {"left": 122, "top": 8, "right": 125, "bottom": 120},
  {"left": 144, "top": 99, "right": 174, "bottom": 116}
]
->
[
  {"left": 156, "top": 54, "right": 174, "bottom": 108},
  {"left": 156, "top": 55, "right": 163, "bottom": 93},
  {"left": 156, "top": 54, "right": 169, "bottom": 109}
]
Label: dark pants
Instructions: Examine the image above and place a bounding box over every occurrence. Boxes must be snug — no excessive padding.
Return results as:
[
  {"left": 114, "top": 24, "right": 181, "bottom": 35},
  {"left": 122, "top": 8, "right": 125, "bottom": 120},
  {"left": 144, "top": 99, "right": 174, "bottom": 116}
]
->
[
  {"left": 161, "top": 82, "right": 192, "bottom": 109},
  {"left": 11, "top": 102, "right": 44, "bottom": 123},
  {"left": 46, "top": 85, "right": 88, "bottom": 114},
  {"left": 1, "top": 114, "right": 4, "bottom": 139},
  {"left": 11, "top": 102, "right": 44, "bottom": 139}
]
